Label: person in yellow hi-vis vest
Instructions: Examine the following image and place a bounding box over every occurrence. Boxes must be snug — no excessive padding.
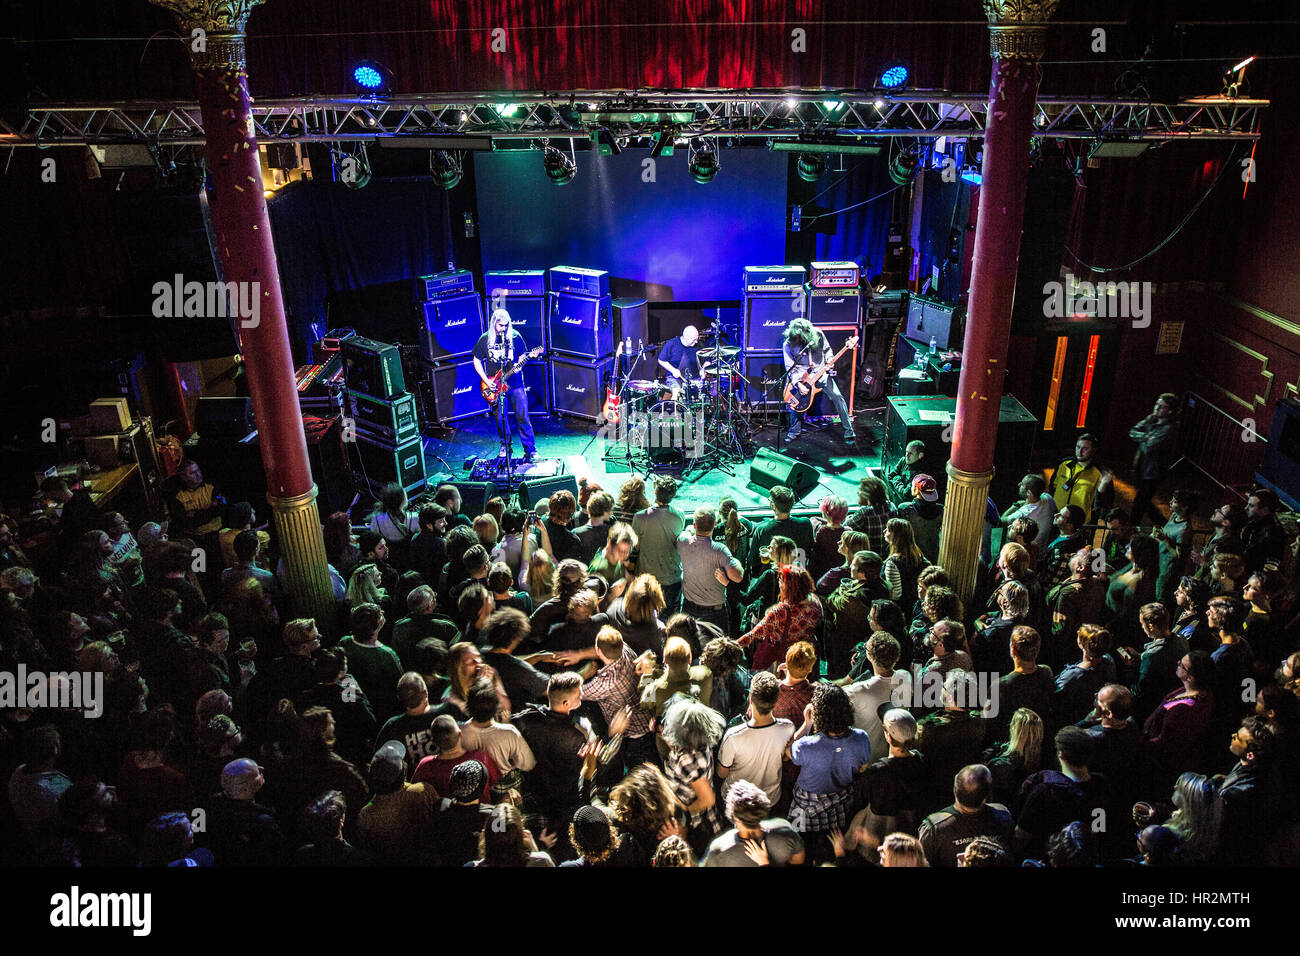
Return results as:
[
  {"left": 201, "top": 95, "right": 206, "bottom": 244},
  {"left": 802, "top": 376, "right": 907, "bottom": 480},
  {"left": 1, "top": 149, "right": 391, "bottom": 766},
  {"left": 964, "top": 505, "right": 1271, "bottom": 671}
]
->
[{"left": 1047, "top": 433, "right": 1113, "bottom": 525}]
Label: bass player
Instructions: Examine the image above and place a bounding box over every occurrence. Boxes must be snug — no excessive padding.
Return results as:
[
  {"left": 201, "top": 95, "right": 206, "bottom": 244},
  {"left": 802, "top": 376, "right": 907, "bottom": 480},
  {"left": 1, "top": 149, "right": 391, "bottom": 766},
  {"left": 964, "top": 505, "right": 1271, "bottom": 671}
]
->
[
  {"left": 473, "top": 308, "right": 538, "bottom": 461},
  {"left": 782, "top": 317, "right": 857, "bottom": 445}
]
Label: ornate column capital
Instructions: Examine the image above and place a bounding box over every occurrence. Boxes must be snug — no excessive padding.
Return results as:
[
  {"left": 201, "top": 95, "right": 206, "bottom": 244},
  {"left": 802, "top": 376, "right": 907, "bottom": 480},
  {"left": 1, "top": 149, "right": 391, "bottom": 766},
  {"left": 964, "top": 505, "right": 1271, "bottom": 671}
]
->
[
  {"left": 148, "top": 0, "right": 265, "bottom": 70},
  {"left": 983, "top": 0, "right": 1059, "bottom": 60}
]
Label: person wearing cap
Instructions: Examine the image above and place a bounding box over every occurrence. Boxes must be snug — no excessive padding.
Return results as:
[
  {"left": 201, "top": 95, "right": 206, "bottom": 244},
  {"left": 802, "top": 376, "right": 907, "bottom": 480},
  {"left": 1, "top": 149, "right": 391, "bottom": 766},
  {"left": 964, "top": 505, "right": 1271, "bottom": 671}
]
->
[
  {"left": 412, "top": 715, "right": 500, "bottom": 803},
  {"left": 203, "top": 758, "right": 285, "bottom": 867},
  {"left": 886, "top": 440, "right": 927, "bottom": 504},
  {"left": 702, "top": 779, "right": 805, "bottom": 867},
  {"left": 897, "top": 474, "right": 943, "bottom": 564},
  {"left": 356, "top": 740, "right": 439, "bottom": 866},
  {"left": 559, "top": 804, "right": 642, "bottom": 867},
  {"left": 429, "top": 758, "right": 496, "bottom": 867}
]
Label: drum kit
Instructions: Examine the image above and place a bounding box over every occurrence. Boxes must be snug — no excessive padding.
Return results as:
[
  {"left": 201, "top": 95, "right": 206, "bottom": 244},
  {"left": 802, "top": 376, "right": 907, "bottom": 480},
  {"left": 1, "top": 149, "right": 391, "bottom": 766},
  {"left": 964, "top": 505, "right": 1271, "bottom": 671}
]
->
[{"left": 597, "top": 322, "right": 758, "bottom": 477}]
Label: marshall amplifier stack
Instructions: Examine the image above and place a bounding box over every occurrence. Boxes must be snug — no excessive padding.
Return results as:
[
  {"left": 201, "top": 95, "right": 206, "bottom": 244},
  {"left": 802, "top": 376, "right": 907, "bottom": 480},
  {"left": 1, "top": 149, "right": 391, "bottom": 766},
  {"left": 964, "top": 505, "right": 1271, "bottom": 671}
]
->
[
  {"left": 416, "top": 268, "right": 491, "bottom": 428},
  {"left": 341, "top": 335, "right": 427, "bottom": 496},
  {"left": 743, "top": 265, "right": 806, "bottom": 353},
  {"left": 485, "top": 270, "right": 549, "bottom": 416},
  {"left": 547, "top": 266, "right": 613, "bottom": 421},
  {"left": 806, "top": 261, "right": 862, "bottom": 328}
]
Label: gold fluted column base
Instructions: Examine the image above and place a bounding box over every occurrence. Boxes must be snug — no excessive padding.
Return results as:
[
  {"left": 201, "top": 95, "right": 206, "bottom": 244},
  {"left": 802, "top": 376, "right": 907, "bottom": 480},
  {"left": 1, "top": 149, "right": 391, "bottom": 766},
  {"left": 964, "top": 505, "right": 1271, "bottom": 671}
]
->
[
  {"left": 267, "top": 486, "right": 336, "bottom": 633},
  {"left": 938, "top": 463, "right": 995, "bottom": 608}
]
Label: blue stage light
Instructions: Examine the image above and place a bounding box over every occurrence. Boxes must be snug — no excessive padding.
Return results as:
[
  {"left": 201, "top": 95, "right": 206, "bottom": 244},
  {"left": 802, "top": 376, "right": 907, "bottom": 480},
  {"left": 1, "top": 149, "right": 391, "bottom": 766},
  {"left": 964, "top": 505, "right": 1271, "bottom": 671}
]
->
[
  {"left": 880, "top": 65, "right": 909, "bottom": 89},
  {"left": 353, "top": 63, "right": 384, "bottom": 92}
]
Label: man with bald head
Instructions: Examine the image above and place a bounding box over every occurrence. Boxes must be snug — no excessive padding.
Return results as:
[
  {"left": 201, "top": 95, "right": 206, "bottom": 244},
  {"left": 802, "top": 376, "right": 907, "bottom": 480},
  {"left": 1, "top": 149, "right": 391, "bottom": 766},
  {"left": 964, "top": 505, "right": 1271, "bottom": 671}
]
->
[
  {"left": 917, "top": 764, "right": 1014, "bottom": 867},
  {"left": 203, "top": 758, "right": 285, "bottom": 866},
  {"left": 659, "top": 325, "right": 701, "bottom": 386}
]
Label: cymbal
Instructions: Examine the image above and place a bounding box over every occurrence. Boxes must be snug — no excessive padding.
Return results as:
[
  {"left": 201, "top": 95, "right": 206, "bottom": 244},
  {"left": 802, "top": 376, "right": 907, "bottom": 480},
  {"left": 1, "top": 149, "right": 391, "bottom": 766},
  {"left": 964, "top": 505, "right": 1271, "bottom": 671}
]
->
[{"left": 697, "top": 345, "right": 740, "bottom": 359}]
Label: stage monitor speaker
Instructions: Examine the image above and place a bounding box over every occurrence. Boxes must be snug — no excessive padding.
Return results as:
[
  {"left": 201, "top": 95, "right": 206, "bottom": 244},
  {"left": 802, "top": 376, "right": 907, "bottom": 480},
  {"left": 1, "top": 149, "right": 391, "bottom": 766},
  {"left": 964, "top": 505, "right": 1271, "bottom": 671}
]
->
[
  {"left": 744, "top": 294, "right": 803, "bottom": 352},
  {"left": 518, "top": 474, "right": 579, "bottom": 512},
  {"left": 195, "top": 396, "right": 254, "bottom": 440},
  {"left": 884, "top": 395, "right": 1036, "bottom": 506},
  {"left": 422, "top": 359, "right": 490, "bottom": 423},
  {"left": 442, "top": 480, "right": 497, "bottom": 516},
  {"left": 550, "top": 355, "right": 615, "bottom": 421},
  {"left": 419, "top": 292, "right": 485, "bottom": 361},
  {"left": 741, "top": 353, "right": 787, "bottom": 408},
  {"left": 612, "top": 297, "right": 649, "bottom": 348},
  {"left": 750, "top": 447, "right": 820, "bottom": 501}
]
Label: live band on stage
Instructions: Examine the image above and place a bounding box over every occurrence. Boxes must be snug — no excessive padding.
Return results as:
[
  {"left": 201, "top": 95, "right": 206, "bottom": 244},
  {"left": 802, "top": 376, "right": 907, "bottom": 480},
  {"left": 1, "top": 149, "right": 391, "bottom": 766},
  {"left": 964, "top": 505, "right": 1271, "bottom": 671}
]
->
[{"left": 296, "top": 262, "right": 899, "bottom": 497}]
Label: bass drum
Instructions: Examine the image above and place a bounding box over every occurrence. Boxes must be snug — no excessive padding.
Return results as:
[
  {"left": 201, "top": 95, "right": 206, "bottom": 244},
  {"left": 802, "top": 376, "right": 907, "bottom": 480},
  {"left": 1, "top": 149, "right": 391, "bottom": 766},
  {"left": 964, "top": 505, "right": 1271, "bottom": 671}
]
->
[{"left": 628, "top": 400, "right": 701, "bottom": 465}]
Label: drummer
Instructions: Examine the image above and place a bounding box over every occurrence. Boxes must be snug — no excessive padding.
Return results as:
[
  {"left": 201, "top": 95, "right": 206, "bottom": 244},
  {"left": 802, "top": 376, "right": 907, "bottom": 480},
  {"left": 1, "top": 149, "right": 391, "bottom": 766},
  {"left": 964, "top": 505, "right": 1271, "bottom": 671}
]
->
[{"left": 658, "top": 325, "right": 701, "bottom": 395}]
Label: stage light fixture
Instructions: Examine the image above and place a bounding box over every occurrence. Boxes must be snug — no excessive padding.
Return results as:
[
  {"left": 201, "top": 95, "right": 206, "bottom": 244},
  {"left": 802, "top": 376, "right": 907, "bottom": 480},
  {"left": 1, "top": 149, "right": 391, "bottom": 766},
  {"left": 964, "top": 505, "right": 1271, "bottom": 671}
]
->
[
  {"left": 888, "top": 144, "right": 920, "bottom": 185},
  {"left": 689, "top": 141, "right": 719, "bottom": 183},
  {"left": 960, "top": 166, "right": 983, "bottom": 186},
  {"left": 879, "top": 64, "right": 910, "bottom": 89},
  {"left": 1223, "top": 55, "right": 1255, "bottom": 97},
  {"left": 544, "top": 146, "right": 576, "bottom": 185},
  {"left": 352, "top": 60, "right": 388, "bottom": 94},
  {"left": 430, "top": 150, "right": 463, "bottom": 189},
  {"left": 336, "top": 145, "right": 371, "bottom": 189},
  {"left": 796, "top": 153, "right": 826, "bottom": 182}
]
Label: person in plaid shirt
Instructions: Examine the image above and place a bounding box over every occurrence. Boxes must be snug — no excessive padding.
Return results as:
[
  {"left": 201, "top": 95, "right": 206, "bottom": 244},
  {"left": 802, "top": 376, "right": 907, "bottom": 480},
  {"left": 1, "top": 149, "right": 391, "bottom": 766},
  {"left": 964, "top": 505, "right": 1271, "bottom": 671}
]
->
[
  {"left": 661, "top": 696, "right": 727, "bottom": 857},
  {"left": 569, "top": 626, "right": 657, "bottom": 771},
  {"left": 845, "top": 475, "right": 894, "bottom": 556}
]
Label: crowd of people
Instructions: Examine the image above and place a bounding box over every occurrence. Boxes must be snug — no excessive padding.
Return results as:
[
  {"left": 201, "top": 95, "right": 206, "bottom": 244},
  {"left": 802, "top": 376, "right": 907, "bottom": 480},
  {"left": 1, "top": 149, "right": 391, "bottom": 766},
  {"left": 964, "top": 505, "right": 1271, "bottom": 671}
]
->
[{"left": 2, "top": 443, "right": 1298, "bottom": 868}]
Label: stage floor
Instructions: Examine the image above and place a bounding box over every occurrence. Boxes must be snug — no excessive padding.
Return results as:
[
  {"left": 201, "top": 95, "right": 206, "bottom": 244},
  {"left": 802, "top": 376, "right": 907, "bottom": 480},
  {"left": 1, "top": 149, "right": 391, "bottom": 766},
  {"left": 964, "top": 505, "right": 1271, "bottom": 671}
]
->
[{"left": 419, "top": 401, "right": 891, "bottom": 516}]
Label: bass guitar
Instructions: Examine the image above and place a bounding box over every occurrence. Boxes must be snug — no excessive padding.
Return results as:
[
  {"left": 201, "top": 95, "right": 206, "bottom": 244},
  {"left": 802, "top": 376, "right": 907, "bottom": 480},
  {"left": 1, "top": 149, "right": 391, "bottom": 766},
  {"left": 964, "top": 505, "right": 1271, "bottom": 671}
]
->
[
  {"left": 783, "top": 335, "right": 859, "bottom": 413},
  {"left": 480, "top": 347, "right": 545, "bottom": 405},
  {"left": 602, "top": 339, "right": 629, "bottom": 424}
]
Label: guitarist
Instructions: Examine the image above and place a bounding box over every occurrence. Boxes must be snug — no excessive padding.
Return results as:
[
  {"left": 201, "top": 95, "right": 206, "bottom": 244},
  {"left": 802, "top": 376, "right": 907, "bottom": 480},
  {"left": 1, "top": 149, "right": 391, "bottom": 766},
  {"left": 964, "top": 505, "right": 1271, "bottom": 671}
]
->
[
  {"left": 782, "top": 318, "right": 857, "bottom": 445},
  {"left": 473, "top": 308, "right": 537, "bottom": 461}
]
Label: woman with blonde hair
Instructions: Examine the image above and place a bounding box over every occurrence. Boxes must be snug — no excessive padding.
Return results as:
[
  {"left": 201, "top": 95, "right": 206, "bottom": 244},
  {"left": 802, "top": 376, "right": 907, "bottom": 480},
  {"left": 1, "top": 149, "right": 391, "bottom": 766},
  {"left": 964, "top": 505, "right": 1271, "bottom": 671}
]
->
[
  {"left": 596, "top": 573, "right": 667, "bottom": 657},
  {"left": 345, "top": 562, "right": 386, "bottom": 610},
  {"left": 472, "top": 513, "right": 500, "bottom": 551},
  {"left": 879, "top": 832, "right": 929, "bottom": 867},
  {"left": 1133, "top": 772, "right": 1222, "bottom": 865},
  {"left": 740, "top": 534, "right": 798, "bottom": 628},
  {"left": 519, "top": 547, "right": 557, "bottom": 606},
  {"left": 882, "top": 517, "right": 926, "bottom": 603},
  {"left": 441, "top": 641, "right": 510, "bottom": 721},
  {"left": 983, "top": 707, "right": 1044, "bottom": 805}
]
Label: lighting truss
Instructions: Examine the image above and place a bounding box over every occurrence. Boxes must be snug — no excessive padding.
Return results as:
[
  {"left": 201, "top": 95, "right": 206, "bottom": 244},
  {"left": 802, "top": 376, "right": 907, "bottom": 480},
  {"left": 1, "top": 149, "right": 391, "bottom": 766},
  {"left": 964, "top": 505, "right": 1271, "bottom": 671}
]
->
[{"left": 0, "top": 90, "right": 1267, "bottom": 149}]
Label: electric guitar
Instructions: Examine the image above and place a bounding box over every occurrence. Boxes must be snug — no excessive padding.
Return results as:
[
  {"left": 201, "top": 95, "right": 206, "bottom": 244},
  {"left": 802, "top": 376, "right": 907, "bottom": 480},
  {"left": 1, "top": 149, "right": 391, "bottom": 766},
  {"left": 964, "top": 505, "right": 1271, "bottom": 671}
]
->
[
  {"left": 481, "top": 347, "right": 545, "bottom": 405},
  {"left": 602, "top": 339, "right": 628, "bottom": 425},
  {"left": 783, "top": 335, "right": 859, "bottom": 413}
]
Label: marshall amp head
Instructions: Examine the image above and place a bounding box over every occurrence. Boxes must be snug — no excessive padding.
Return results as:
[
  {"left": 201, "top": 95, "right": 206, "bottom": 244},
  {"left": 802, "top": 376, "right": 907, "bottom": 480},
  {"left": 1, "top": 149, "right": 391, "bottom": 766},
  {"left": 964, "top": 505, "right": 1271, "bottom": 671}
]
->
[
  {"left": 419, "top": 292, "right": 485, "bottom": 362},
  {"left": 743, "top": 265, "right": 807, "bottom": 293},
  {"left": 420, "top": 269, "right": 476, "bottom": 301},
  {"left": 809, "top": 261, "right": 861, "bottom": 289},
  {"left": 547, "top": 291, "right": 612, "bottom": 358},
  {"left": 547, "top": 265, "right": 611, "bottom": 299},
  {"left": 484, "top": 270, "right": 547, "bottom": 300}
]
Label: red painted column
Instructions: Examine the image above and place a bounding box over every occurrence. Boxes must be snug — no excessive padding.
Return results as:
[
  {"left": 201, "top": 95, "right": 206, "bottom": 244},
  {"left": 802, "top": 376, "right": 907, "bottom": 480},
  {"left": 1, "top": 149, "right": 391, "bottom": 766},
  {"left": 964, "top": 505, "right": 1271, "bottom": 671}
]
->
[
  {"left": 938, "top": 1, "right": 1058, "bottom": 604},
  {"left": 150, "top": 1, "right": 334, "bottom": 625}
]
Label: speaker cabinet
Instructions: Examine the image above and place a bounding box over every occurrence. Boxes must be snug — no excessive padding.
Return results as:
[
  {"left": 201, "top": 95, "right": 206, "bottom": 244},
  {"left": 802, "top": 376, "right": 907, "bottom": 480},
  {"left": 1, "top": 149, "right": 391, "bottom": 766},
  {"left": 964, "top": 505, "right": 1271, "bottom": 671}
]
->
[
  {"left": 884, "top": 395, "right": 1037, "bottom": 506},
  {"left": 806, "top": 289, "right": 861, "bottom": 327},
  {"left": 750, "top": 447, "right": 820, "bottom": 501},
  {"left": 496, "top": 296, "right": 546, "bottom": 352},
  {"left": 419, "top": 292, "right": 485, "bottom": 362},
  {"left": 744, "top": 294, "right": 803, "bottom": 352},
  {"left": 612, "top": 297, "right": 649, "bottom": 349},
  {"left": 341, "top": 336, "right": 407, "bottom": 399},
  {"left": 550, "top": 355, "right": 615, "bottom": 421},
  {"left": 195, "top": 396, "right": 254, "bottom": 440},
  {"left": 422, "top": 359, "right": 490, "bottom": 424},
  {"left": 522, "top": 361, "right": 550, "bottom": 416},
  {"left": 741, "top": 353, "right": 787, "bottom": 408},
  {"left": 904, "top": 295, "right": 963, "bottom": 351},
  {"left": 547, "top": 292, "right": 613, "bottom": 359},
  {"left": 518, "top": 474, "right": 579, "bottom": 512}
]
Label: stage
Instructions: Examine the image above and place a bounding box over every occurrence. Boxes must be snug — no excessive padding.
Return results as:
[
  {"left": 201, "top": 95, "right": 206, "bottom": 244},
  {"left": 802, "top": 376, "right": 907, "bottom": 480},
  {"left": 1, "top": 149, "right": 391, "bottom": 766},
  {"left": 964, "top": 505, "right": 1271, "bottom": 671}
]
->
[{"left": 418, "top": 400, "right": 891, "bottom": 516}]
